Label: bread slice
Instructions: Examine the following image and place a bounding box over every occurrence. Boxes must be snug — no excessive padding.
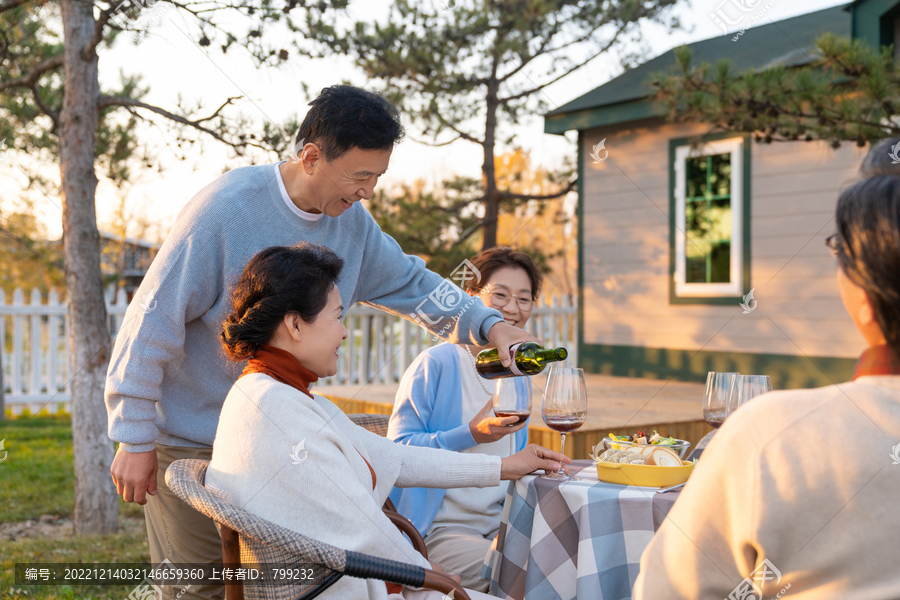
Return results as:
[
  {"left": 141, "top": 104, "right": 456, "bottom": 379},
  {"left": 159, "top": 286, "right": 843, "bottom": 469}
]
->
[
  {"left": 645, "top": 446, "right": 681, "bottom": 467},
  {"left": 640, "top": 445, "right": 656, "bottom": 457}
]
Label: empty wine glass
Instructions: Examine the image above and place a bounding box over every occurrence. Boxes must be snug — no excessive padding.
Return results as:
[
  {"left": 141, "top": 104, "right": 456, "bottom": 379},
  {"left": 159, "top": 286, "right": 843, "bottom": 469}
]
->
[
  {"left": 492, "top": 377, "right": 533, "bottom": 425},
  {"left": 703, "top": 372, "right": 740, "bottom": 429},
  {"left": 727, "top": 375, "right": 773, "bottom": 415},
  {"left": 541, "top": 367, "right": 587, "bottom": 481}
]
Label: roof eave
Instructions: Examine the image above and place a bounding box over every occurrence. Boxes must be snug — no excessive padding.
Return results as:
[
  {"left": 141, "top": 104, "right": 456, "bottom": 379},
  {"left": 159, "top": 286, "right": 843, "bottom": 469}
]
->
[{"left": 544, "top": 97, "right": 667, "bottom": 135}]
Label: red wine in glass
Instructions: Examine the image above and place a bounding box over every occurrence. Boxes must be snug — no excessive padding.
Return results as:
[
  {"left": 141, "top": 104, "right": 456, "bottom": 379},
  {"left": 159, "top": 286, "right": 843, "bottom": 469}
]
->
[
  {"left": 494, "top": 409, "right": 531, "bottom": 424},
  {"left": 541, "top": 367, "right": 588, "bottom": 481},
  {"left": 705, "top": 415, "right": 725, "bottom": 429},
  {"left": 544, "top": 413, "right": 586, "bottom": 432}
]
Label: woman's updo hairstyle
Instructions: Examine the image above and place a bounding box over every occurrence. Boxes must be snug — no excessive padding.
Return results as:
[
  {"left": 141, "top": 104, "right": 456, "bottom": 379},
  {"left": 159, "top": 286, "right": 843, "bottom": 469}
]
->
[
  {"left": 834, "top": 175, "right": 900, "bottom": 359},
  {"left": 221, "top": 243, "right": 344, "bottom": 360}
]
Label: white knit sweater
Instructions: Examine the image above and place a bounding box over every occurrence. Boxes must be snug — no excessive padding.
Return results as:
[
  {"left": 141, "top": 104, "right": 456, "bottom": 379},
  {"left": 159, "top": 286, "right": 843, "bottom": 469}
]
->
[
  {"left": 634, "top": 376, "right": 900, "bottom": 600},
  {"left": 205, "top": 373, "right": 502, "bottom": 600}
]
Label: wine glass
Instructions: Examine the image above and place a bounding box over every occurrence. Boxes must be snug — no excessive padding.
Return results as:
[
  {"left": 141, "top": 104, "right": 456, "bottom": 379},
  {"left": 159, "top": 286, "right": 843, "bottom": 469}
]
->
[
  {"left": 703, "top": 372, "right": 739, "bottom": 429},
  {"left": 727, "top": 374, "right": 773, "bottom": 415},
  {"left": 492, "top": 377, "right": 533, "bottom": 425},
  {"left": 541, "top": 367, "right": 587, "bottom": 481}
]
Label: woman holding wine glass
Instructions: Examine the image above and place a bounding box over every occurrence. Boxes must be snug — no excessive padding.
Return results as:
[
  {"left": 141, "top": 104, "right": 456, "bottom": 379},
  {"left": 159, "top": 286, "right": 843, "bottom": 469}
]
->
[{"left": 387, "top": 247, "right": 560, "bottom": 592}]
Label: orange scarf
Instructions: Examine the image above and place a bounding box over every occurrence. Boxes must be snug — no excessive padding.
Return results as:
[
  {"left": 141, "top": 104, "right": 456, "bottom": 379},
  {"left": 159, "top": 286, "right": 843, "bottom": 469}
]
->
[
  {"left": 239, "top": 344, "right": 318, "bottom": 398},
  {"left": 853, "top": 345, "right": 900, "bottom": 379}
]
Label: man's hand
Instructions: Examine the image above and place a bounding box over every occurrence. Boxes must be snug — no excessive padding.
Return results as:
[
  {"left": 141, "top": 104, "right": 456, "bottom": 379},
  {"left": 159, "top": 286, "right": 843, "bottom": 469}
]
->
[
  {"left": 469, "top": 397, "right": 528, "bottom": 444},
  {"left": 110, "top": 446, "right": 158, "bottom": 505},
  {"left": 500, "top": 444, "right": 571, "bottom": 480},
  {"left": 485, "top": 321, "right": 540, "bottom": 367}
]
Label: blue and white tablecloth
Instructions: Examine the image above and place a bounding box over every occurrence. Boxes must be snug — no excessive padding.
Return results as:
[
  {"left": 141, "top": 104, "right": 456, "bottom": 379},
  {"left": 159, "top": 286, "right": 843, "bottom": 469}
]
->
[{"left": 482, "top": 460, "right": 681, "bottom": 600}]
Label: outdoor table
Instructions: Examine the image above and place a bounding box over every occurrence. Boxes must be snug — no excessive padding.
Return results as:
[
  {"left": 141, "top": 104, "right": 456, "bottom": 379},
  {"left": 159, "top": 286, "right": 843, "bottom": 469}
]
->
[{"left": 482, "top": 459, "right": 682, "bottom": 600}]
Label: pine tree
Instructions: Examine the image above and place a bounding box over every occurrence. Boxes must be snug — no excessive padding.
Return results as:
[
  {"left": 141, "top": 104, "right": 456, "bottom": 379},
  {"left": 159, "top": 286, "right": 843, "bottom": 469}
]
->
[
  {"left": 652, "top": 34, "right": 899, "bottom": 147},
  {"left": 313, "top": 0, "right": 682, "bottom": 249}
]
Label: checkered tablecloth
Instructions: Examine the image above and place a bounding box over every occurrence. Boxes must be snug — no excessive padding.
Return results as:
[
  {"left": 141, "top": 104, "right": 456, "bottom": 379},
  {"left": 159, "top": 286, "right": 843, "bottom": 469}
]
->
[{"left": 482, "top": 459, "right": 681, "bottom": 600}]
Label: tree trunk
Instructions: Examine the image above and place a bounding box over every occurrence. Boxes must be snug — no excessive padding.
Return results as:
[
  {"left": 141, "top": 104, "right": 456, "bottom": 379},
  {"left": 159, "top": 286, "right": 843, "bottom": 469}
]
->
[
  {"left": 60, "top": 0, "right": 118, "bottom": 534},
  {"left": 481, "top": 84, "right": 500, "bottom": 251},
  {"left": 0, "top": 347, "right": 5, "bottom": 420}
]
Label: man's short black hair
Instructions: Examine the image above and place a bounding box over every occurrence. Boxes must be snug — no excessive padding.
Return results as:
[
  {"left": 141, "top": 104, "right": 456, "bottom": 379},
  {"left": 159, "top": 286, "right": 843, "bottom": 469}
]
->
[{"left": 296, "top": 85, "right": 405, "bottom": 161}]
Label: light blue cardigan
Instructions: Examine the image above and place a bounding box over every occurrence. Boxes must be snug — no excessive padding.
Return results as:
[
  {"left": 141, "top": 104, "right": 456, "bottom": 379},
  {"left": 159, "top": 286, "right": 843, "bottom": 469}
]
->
[{"left": 387, "top": 343, "right": 529, "bottom": 536}]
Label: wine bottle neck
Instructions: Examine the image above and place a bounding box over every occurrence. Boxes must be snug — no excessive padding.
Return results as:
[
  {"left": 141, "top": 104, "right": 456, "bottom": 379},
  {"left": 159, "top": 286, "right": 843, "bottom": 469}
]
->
[{"left": 534, "top": 347, "right": 567, "bottom": 362}]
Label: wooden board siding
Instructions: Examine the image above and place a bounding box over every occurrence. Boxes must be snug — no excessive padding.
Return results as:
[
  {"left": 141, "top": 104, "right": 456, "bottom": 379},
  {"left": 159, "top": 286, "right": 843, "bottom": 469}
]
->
[{"left": 582, "top": 119, "right": 869, "bottom": 361}]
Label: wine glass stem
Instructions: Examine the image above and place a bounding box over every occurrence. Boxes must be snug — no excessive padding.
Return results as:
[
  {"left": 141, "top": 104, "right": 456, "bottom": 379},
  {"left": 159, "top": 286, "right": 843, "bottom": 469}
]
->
[{"left": 558, "top": 433, "right": 566, "bottom": 477}]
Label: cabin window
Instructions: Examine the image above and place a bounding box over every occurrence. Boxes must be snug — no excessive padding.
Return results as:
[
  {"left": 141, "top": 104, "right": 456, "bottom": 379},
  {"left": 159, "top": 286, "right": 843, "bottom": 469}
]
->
[{"left": 670, "top": 136, "right": 747, "bottom": 301}]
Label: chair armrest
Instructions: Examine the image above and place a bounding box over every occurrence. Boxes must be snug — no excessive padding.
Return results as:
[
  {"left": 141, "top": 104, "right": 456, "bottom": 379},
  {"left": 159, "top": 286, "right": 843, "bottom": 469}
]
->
[
  {"left": 423, "top": 569, "right": 471, "bottom": 600},
  {"left": 342, "top": 552, "right": 470, "bottom": 600},
  {"left": 383, "top": 508, "right": 428, "bottom": 559}
]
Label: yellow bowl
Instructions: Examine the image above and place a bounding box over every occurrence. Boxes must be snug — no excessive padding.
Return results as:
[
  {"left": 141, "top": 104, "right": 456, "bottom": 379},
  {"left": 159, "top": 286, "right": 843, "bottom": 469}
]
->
[{"left": 595, "top": 459, "right": 694, "bottom": 488}]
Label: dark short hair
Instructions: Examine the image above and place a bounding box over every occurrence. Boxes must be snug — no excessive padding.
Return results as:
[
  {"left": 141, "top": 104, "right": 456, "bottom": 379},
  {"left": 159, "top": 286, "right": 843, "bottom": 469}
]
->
[
  {"left": 860, "top": 137, "right": 900, "bottom": 177},
  {"left": 221, "top": 243, "right": 344, "bottom": 360},
  {"left": 295, "top": 85, "right": 405, "bottom": 161},
  {"left": 834, "top": 175, "right": 900, "bottom": 358},
  {"left": 465, "top": 246, "right": 543, "bottom": 301}
]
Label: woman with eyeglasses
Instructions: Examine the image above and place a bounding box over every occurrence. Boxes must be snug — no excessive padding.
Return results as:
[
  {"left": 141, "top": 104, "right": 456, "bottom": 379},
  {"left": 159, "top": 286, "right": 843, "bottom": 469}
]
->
[
  {"left": 387, "top": 247, "right": 544, "bottom": 593},
  {"left": 634, "top": 174, "right": 900, "bottom": 599}
]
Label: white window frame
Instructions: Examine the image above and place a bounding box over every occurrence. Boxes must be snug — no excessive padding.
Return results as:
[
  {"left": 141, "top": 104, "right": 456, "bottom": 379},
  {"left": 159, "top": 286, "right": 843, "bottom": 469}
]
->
[{"left": 673, "top": 137, "right": 744, "bottom": 298}]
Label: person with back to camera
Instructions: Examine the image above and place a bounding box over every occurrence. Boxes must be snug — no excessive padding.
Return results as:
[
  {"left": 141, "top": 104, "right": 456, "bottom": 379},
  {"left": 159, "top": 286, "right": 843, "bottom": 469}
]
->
[
  {"left": 205, "top": 242, "right": 571, "bottom": 600},
  {"left": 387, "top": 247, "right": 544, "bottom": 592},
  {"left": 104, "top": 84, "right": 539, "bottom": 600},
  {"left": 859, "top": 135, "right": 900, "bottom": 177},
  {"left": 633, "top": 173, "right": 900, "bottom": 599}
]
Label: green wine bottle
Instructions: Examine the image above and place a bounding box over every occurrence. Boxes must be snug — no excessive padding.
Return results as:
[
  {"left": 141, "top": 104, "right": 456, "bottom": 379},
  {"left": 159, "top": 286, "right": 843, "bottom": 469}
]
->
[{"left": 475, "top": 342, "right": 568, "bottom": 379}]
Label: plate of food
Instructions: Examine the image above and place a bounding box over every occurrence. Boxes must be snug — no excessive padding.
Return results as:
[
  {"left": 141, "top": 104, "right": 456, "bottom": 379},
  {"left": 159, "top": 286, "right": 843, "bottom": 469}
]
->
[
  {"left": 604, "top": 430, "right": 691, "bottom": 458},
  {"left": 591, "top": 442, "right": 694, "bottom": 487}
]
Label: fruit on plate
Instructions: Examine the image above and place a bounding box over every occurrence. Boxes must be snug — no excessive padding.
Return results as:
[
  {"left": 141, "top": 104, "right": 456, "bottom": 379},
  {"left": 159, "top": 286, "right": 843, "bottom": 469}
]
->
[{"left": 645, "top": 446, "right": 681, "bottom": 467}]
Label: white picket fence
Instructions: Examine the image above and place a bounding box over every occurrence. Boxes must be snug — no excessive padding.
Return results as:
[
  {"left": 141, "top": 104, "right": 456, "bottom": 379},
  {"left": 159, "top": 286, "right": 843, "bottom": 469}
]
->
[{"left": 0, "top": 287, "right": 577, "bottom": 416}]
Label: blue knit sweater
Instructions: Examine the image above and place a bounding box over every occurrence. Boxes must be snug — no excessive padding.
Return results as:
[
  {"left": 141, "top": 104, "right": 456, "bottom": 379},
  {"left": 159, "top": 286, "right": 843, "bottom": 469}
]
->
[
  {"left": 105, "top": 163, "right": 504, "bottom": 452},
  {"left": 387, "top": 343, "right": 529, "bottom": 535}
]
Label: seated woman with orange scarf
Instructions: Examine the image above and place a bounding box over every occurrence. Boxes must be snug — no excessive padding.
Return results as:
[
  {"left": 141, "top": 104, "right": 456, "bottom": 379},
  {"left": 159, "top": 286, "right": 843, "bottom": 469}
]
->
[{"left": 204, "top": 242, "right": 570, "bottom": 600}]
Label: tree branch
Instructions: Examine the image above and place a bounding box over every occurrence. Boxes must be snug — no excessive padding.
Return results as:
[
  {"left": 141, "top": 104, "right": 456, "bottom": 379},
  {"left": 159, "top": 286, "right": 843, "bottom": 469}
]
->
[
  {"left": 498, "top": 179, "right": 576, "bottom": 202},
  {"left": 96, "top": 95, "right": 253, "bottom": 148},
  {"left": 31, "top": 83, "right": 60, "bottom": 127},
  {"left": 406, "top": 133, "right": 462, "bottom": 147},
  {"left": 84, "top": 6, "right": 117, "bottom": 59},
  {"left": 0, "top": 56, "right": 64, "bottom": 93},
  {"left": 500, "top": 22, "right": 630, "bottom": 104},
  {"left": 433, "top": 108, "right": 483, "bottom": 145}
]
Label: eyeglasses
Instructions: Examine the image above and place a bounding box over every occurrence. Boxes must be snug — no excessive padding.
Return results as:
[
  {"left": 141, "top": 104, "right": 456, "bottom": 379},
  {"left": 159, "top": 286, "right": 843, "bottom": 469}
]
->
[
  {"left": 481, "top": 288, "right": 534, "bottom": 311},
  {"left": 825, "top": 233, "right": 840, "bottom": 255}
]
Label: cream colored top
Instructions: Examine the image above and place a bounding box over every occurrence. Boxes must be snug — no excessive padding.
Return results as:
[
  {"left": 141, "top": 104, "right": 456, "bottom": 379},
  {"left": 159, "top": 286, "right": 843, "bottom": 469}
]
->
[
  {"left": 206, "top": 373, "right": 502, "bottom": 600},
  {"left": 634, "top": 376, "right": 900, "bottom": 600}
]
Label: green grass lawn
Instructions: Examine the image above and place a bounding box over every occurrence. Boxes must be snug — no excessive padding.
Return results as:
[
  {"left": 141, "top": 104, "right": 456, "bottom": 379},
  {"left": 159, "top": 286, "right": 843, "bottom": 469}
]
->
[
  {"left": 1, "top": 415, "right": 151, "bottom": 599},
  {"left": 0, "top": 415, "right": 143, "bottom": 523},
  {"left": 2, "top": 522, "right": 150, "bottom": 600}
]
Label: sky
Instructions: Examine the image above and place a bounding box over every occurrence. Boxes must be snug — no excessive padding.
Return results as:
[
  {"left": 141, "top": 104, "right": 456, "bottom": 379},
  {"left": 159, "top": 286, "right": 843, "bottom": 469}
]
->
[{"left": 4, "top": 0, "right": 849, "bottom": 241}]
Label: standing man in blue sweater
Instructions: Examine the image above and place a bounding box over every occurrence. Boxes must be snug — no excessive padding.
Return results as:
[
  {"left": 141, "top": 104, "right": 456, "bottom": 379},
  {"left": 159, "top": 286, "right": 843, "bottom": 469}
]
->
[{"left": 105, "top": 84, "right": 537, "bottom": 600}]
